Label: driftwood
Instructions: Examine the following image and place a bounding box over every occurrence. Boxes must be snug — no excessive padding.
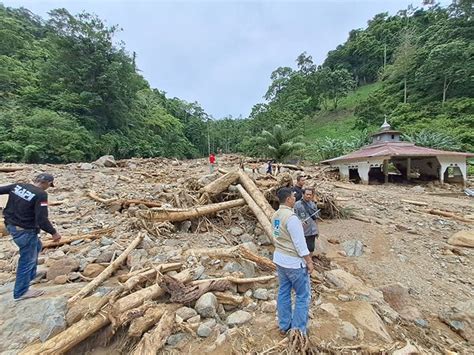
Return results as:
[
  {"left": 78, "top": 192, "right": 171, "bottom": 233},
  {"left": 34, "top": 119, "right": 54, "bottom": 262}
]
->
[
  {"left": 68, "top": 233, "right": 144, "bottom": 304},
  {"left": 87, "top": 191, "right": 118, "bottom": 204},
  {"left": 21, "top": 269, "right": 194, "bottom": 355},
  {"left": 275, "top": 163, "right": 304, "bottom": 171},
  {"left": 131, "top": 310, "right": 174, "bottom": 355},
  {"left": 159, "top": 274, "right": 230, "bottom": 304},
  {"left": 401, "top": 199, "right": 428, "bottom": 207},
  {"left": 89, "top": 263, "right": 182, "bottom": 316},
  {"left": 427, "top": 209, "right": 472, "bottom": 223},
  {"left": 184, "top": 245, "right": 276, "bottom": 272},
  {"left": 234, "top": 184, "right": 274, "bottom": 245},
  {"left": 199, "top": 170, "right": 239, "bottom": 202},
  {"left": 238, "top": 169, "right": 275, "bottom": 219},
  {"left": 214, "top": 291, "right": 244, "bottom": 306},
  {"left": 0, "top": 166, "right": 24, "bottom": 172},
  {"left": 136, "top": 198, "right": 246, "bottom": 222},
  {"left": 129, "top": 304, "right": 180, "bottom": 338},
  {"left": 192, "top": 275, "right": 275, "bottom": 285},
  {"left": 42, "top": 227, "right": 115, "bottom": 248}
]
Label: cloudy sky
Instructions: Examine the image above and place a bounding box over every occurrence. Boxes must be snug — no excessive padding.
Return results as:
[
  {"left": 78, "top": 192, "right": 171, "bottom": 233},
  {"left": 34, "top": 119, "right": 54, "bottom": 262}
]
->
[{"left": 4, "top": 0, "right": 450, "bottom": 118}]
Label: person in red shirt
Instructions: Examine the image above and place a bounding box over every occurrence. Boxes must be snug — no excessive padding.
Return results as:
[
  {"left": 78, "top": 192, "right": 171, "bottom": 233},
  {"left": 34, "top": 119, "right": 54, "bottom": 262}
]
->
[{"left": 209, "top": 153, "right": 216, "bottom": 173}]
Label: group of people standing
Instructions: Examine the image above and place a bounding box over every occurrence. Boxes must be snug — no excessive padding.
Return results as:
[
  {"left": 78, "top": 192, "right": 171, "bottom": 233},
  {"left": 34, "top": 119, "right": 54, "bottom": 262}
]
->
[{"left": 271, "top": 174, "right": 319, "bottom": 337}]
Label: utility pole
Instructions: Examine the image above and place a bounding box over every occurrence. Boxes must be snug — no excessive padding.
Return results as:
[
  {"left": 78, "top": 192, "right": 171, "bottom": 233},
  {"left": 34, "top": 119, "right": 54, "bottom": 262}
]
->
[
  {"left": 383, "top": 43, "right": 387, "bottom": 69},
  {"left": 207, "top": 118, "right": 211, "bottom": 156}
]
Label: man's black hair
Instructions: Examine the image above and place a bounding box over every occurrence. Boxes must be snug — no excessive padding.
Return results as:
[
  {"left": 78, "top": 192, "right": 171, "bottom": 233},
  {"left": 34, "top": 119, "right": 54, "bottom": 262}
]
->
[
  {"left": 303, "top": 187, "right": 314, "bottom": 194},
  {"left": 296, "top": 175, "right": 305, "bottom": 182},
  {"left": 277, "top": 187, "right": 293, "bottom": 204}
]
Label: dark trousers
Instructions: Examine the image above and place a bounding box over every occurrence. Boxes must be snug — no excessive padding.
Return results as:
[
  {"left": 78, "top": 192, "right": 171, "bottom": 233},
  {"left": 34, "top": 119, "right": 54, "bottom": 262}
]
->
[
  {"left": 7, "top": 225, "right": 42, "bottom": 299},
  {"left": 305, "top": 234, "right": 318, "bottom": 253}
]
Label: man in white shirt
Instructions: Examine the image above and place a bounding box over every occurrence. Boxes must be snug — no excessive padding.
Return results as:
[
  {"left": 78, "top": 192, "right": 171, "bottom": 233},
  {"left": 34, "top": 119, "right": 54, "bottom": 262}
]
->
[{"left": 272, "top": 187, "right": 313, "bottom": 336}]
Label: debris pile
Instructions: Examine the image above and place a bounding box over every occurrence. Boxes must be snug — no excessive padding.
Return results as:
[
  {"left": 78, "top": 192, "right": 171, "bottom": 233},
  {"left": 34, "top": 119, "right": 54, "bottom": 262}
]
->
[{"left": 0, "top": 155, "right": 472, "bottom": 354}]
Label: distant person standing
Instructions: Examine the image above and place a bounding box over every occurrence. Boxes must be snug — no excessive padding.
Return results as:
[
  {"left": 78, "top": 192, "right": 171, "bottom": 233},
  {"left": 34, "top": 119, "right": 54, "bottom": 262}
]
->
[
  {"left": 209, "top": 153, "right": 216, "bottom": 173},
  {"left": 266, "top": 160, "right": 273, "bottom": 175},
  {"left": 293, "top": 175, "right": 305, "bottom": 201},
  {"left": 0, "top": 173, "right": 62, "bottom": 300},
  {"left": 294, "top": 188, "right": 319, "bottom": 256},
  {"left": 272, "top": 187, "right": 313, "bottom": 336}
]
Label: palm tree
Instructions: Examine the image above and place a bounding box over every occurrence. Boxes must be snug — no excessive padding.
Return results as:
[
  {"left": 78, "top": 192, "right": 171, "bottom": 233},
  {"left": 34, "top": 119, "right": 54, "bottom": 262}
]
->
[{"left": 256, "top": 124, "right": 305, "bottom": 162}]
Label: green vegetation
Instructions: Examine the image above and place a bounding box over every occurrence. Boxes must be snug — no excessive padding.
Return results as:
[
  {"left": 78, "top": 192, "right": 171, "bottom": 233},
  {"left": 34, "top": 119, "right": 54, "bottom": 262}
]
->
[
  {"left": 1, "top": 1, "right": 472, "bottom": 164},
  {"left": 213, "top": 0, "right": 473, "bottom": 161},
  {"left": 0, "top": 5, "right": 210, "bottom": 163}
]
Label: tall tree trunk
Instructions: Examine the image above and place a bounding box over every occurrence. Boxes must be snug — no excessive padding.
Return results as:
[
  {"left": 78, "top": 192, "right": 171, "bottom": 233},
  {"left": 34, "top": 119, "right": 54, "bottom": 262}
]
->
[
  {"left": 442, "top": 75, "right": 451, "bottom": 106},
  {"left": 403, "top": 77, "right": 407, "bottom": 104}
]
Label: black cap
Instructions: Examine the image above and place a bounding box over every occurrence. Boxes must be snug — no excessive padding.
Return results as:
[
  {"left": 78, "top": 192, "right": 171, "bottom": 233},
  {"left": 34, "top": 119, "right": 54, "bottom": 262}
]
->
[{"left": 36, "top": 173, "right": 55, "bottom": 187}]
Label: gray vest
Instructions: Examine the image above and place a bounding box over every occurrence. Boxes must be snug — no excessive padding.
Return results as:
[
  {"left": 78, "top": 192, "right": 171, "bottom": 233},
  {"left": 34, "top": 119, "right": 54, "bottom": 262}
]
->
[{"left": 272, "top": 205, "right": 300, "bottom": 258}]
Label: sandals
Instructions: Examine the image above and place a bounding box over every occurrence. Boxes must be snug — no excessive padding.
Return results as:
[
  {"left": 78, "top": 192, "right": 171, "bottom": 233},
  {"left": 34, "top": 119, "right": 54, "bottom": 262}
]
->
[{"left": 15, "top": 289, "right": 45, "bottom": 301}]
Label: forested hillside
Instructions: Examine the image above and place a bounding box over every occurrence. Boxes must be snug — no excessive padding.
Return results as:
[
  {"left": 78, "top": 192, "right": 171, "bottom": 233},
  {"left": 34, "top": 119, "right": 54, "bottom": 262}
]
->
[
  {"left": 0, "top": 5, "right": 211, "bottom": 163},
  {"left": 1, "top": 1, "right": 472, "bottom": 164},
  {"left": 211, "top": 0, "right": 473, "bottom": 161}
]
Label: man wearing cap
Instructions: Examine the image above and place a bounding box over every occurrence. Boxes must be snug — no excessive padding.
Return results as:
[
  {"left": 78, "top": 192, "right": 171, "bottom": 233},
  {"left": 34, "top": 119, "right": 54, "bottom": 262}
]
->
[
  {"left": 0, "top": 173, "right": 61, "bottom": 300},
  {"left": 272, "top": 187, "right": 313, "bottom": 336}
]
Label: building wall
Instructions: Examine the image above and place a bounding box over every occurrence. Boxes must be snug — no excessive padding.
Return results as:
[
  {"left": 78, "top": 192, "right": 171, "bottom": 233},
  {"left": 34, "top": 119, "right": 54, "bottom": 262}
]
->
[
  {"left": 437, "top": 156, "right": 467, "bottom": 183},
  {"left": 335, "top": 157, "right": 386, "bottom": 184}
]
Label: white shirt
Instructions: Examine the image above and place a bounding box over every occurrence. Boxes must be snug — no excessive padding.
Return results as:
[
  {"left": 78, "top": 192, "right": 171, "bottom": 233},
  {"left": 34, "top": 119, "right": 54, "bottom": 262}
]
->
[{"left": 273, "top": 215, "right": 310, "bottom": 269}]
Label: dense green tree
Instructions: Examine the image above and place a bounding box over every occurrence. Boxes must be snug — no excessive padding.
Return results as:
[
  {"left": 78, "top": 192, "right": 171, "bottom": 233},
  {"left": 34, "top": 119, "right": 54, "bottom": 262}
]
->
[{"left": 255, "top": 124, "right": 305, "bottom": 162}]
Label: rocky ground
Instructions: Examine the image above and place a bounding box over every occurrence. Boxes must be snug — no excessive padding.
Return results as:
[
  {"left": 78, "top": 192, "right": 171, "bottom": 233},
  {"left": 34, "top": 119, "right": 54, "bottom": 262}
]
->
[{"left": 0, "top": 155, "right": 472, "bottom": 354}]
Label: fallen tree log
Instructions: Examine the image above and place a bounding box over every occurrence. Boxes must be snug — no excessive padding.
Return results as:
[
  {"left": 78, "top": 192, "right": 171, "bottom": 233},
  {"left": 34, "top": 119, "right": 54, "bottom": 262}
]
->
[
  {"left": 159, "top": 274, "right": 230, "bottom": 304},
  {"left": 136, "top": 198, "right": 245, "bottom": 222},
  {"left": 68, "top": 233, "right": 145, "bottom": 304},
  {"left": 129, "top": 304, "right": 180, "bottom": 337},
  {"left": 131, "top": 310, "right": 174, "bottom": 355},
  {"left": 234, "top": 184, "right": 274, "bottom": 245},
  {"left": 427, "top": 209, "right": 472, "bottom": 223},
  {"left": 213, "top": 291, "right": 244, "bottom": 306},
  {"left": 238, "top": 169, "right": 275, "bottom": 219},
  {"left": 21, "top": 269, "right": 194, "bottom": 355},
  {"left": 42, "top": 227, "right": 115, "bottom": 248},
  {"left": 89, "top": 263, "right": 182, "bottom": 316},
  {"left": 87, "top": 191, "right": 118, "bottom": 204},
  {"left": 192, "top": 275, "right": 275, "bottom": 285},
  {"left": 275, "top": 163, "right": 304, "bottom": 171},
  {"left": 401, "top": 199, "right": 428, "bottom": 207},
  {"left": 0, "top": 166, "right": 24, "bottom": 173},
  {"left": 184, "top": 245, "right": 276, "bottom": 272},
  {"left": 199, "top": 170, "right": 239, "bottom": 202}
]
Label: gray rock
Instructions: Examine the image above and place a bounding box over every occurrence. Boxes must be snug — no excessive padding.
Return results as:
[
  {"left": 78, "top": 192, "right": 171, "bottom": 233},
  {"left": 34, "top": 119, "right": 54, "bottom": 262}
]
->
[
  {"left": 227, "top": 310, "right": 252, "bottom": 326},
  {"left": 342, "top": 240, "right": 364, "bottom": 257},
  {"left": 261, "top": 300, "right": 277, "bottom": 313},
  {"left": 240, "top": 233, "right": 254, "bottom": 243},
  {"left": 187, "top": 315, "right": 201, "bottom": 324},
  {"left": 46, "top": 257, "right": 80, "bottom": 280},
  {"left": 203, "top": 318, "right": 217, "bottom": 328},
  {"left": 253, "top": 288, "right": 269, "bottom": 300},
  {"left": 0, "top": 285, "right": 75, "bottom": 353},
  {"left": 197, "top": 323, "right": 212, "bottom": 337},
  {"left": 166, "top": 332, "right": 186, "bottom": 346},
  {"left": 222, "top": 261, "right": 255, "bottom": 278},
  {"left": 341, "top": 321, "right": 358, "bottom": 340},
  {"left": 223, "top": 261, "right": 241, "bottom": 273},
  {"left": 79, "top": 163, "right": 93, "bottom": 170},
  {"left": 439, "top": 300, "right": 473, "bottom": 342},
  {"left": 195, "top": 292, "right": 218, "bottom": 318},
  {"left": 100, "top": 237, "right": 113, "bottom": 246},
  {"left": 126, "top": 249, "right": 148, "bottom": 269},
  {"left": 86, "top": 249, "right": 101, "bottom": 258},
  {"left": 179, "top": 220, "right": 192, "bottom": 233},
  {"left": 230, "top": 227, "right": 244, "bottom": 236},
  {"left": 70, "top": 239, "right": 84, "bottom": 246},
  {"left": 49, "top": 250, "right": 65, "bottom": 259},
  {"left": 240, "top": 242, "right": 258, "bottom": 253},
  {"left": 93, "top": 155, "right": 116, "bottom": 167},
  {"left": 176, "top": 307, "right": 197, "bottom": 321},
  {"left": 257, "top": 234, "right": 272, "bottom": 246},
  {"left": 415, "top": 319, "right": 429, "bottom": 328}
]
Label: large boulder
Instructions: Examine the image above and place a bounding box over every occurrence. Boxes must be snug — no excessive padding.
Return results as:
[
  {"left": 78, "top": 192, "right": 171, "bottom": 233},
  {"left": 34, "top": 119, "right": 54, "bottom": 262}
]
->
[
  {"left": 93, "top": 155, "right": 117, "bottom": 168},
  {"left": 448, "top": 230, "right": 474, "bottom": 248},
  {"left": 351, "top": 301, "right": 392, "bottom": 342},
  {"left": 439, "top": 300, "right": 474, "bottom": 343},
  {"left": 46, "top": 257, "right": 80, "bottom": 281},
  {"left": 83, "top": 264, "right": 106, "bottom": 278},
  {"left": 377, "top": 283, "right": 422, "bottom": 321},
  {"left": 342, "top": 240, "right": 364, "bottom": 257},
  {"left": 0, "top": 284, "right": 82, "bottom": 354}
]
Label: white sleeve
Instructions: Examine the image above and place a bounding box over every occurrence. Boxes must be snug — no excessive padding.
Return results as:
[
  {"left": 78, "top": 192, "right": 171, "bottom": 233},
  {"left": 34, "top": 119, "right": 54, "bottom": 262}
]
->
[{"left": 286, "top": 215, "right": 310, "bottom": 257}]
